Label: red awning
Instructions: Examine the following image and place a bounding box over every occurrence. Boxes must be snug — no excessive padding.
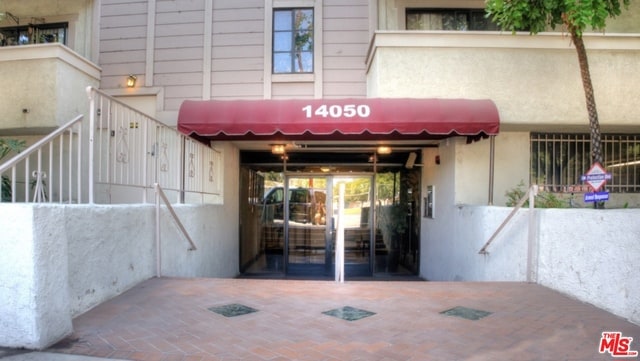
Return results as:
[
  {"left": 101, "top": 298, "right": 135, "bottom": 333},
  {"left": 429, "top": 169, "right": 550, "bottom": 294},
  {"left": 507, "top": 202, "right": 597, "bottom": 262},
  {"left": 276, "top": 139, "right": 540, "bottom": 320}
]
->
[{"left": 177, "top": 98, "right": 499, "bottom": 141}]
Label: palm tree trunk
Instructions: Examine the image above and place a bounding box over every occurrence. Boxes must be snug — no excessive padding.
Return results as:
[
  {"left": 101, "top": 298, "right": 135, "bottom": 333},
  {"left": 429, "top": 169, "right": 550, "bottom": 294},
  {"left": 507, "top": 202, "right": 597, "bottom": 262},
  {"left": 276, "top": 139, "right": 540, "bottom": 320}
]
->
[
  {"left": 570, "top": 31, "right": 603, "bottom": 166},
  {"left": 571, "top": 31, "right": 605, "bottom": 209}
]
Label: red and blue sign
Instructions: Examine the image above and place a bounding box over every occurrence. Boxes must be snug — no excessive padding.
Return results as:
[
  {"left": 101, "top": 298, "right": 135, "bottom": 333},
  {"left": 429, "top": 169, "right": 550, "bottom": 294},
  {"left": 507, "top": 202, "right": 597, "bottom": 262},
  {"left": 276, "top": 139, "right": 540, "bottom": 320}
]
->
[{"left": 581, "top": 162, "right": 612, "bottom": 202}]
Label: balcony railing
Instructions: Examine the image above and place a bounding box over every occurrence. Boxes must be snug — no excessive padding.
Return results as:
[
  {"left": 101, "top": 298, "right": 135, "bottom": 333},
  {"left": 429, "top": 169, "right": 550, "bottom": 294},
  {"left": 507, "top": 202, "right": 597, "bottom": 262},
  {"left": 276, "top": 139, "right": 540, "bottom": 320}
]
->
[
  {"left": 0, "top": 115, "right": 84, "bottom": 203},
  {"left": 0, "top": 86, "right": 222, "bottom": 204}
]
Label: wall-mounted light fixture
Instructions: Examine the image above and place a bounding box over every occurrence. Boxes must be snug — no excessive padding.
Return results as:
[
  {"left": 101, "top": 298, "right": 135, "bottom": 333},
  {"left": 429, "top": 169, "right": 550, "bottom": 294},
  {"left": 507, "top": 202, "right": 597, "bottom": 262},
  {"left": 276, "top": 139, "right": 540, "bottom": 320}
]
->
[
  {"left": 271, "top": 144, "right": 286, "bottom": 155},
  {"left": 377, "top": 146, "right": 392, "bottom": 155},
  {"left": 126, "top": 75, "right": 137, "bottom": 88}
]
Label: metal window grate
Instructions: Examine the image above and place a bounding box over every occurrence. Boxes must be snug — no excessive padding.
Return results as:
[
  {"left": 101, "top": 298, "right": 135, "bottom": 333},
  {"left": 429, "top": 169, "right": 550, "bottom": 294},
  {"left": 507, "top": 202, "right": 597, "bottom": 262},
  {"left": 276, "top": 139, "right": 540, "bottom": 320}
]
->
[{"left": 530, "top": 133, "right": 640, "bottom": 193}]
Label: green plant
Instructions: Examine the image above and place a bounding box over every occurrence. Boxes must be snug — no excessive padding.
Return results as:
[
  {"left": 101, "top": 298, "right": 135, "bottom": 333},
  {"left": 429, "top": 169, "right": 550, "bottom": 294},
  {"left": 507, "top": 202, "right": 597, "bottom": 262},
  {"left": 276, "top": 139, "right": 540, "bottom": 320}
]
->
[
  {"left": 0, "top": 138, "right": 24, "bottom": 160},
  {"left": 505, "top": 180, "right": 528, "bottom": 207},
  {"left": 535, "top": 192, "right": 566, "bottom": 208},
  {"left": 1, "top": 138, "right": 26, "bottom": 201},
  {"left": 505, "top": 180, "right": 568, "bottom": 208}
]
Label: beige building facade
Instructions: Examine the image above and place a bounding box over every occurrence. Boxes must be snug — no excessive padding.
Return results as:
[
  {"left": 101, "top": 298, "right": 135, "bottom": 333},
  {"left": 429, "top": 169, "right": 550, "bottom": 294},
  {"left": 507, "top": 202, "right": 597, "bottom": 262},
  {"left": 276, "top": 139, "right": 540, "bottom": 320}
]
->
[{"left": 1, "top": 0, "right": 639, "bottom": 278}]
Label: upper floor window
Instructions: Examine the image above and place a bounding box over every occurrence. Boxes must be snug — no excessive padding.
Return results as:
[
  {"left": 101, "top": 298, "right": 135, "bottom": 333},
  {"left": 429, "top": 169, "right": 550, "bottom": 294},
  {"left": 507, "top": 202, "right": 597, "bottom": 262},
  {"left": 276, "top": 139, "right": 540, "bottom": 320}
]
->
[
  {"left": 0, "top": 22, "right": 67, "bottom": 46},
  {"left": 273, "top": 8, "right": 313, "bottom": 74},
  {"left": 406, "top": 9, "right": 499, "bottom": 31}
]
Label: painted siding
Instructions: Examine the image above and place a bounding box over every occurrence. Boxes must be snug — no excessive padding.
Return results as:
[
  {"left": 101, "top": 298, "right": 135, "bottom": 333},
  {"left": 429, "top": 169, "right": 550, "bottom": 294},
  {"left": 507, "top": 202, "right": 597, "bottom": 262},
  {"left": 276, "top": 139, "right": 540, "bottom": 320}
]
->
[
  {"left": 99, "top": 1, "right": 148, "bottom": 89},
  {"left": 271, "top": 83, "right": 315, "bottom": 99},
  {"left": 322, "top": 1, "right": 368, "bottom": 98},
  {"left": 211, "top": 1, "right": 265, "bottom": 100},
  {"left": 155, "top": 0, "right": 206, "bottom": 108},
  {"left": 97, "top": 0, "right": 371, "bottom": 108}
]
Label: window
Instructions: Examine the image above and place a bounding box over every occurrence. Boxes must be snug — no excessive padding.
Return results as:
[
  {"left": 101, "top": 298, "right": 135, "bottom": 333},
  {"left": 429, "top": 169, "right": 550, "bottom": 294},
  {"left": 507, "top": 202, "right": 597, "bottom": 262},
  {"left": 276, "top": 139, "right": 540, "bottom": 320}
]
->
[
  {"left": 0, "top": 22, "right": 67, "bottom": 46},
  {"left": 273, "top": 8, "right": 313, "bottom": 73},
  {"left": 530, "top": 133, "right": 640, "bottom": 193},
  {"left": 406, "top": 9, "right": 499, "bottom": 31}
]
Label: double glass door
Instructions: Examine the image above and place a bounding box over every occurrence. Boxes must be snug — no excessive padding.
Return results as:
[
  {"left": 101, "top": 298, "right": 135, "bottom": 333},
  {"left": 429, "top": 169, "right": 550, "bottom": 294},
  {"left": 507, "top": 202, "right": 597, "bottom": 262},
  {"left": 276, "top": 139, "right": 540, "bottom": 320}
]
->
[{"left": 285, "top": 175, "right": 373, "bottom": 277}]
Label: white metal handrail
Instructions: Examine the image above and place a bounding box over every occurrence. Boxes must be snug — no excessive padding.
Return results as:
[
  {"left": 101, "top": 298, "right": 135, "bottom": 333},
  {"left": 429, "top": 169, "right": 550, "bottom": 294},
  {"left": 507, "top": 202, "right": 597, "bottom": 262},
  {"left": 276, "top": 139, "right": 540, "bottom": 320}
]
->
[
  {"left": 2, "top": 87, "right": 222, "bottom": 205},
  {"left": 0, "top": 115, "right": 84, "bottom": 203},
  {"left": 155, "top": 183, "right": 197, "bottom": 277},
  {"left": 87, "top": 86, "right": 222, "bottom": 205},
  {"left": 478, "top": 185, "right": 538, "bottom": 255}
]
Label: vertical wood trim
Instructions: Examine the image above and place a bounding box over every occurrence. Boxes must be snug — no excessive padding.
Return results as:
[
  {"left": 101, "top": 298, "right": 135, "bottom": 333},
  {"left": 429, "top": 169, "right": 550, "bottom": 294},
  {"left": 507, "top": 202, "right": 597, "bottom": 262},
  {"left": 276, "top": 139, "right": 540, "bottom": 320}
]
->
[
  {"left": 145, "top": 0, "right": 156, "bottom": 87},
  {"left": 369, "top": 0, "right": 378, "bottom": 37},
  {"left": 263, "top": 0, "right": 273, "bottom": 99},
  {"left": 203, "top": 0, "right": 213, "bottom": 100},
  {"left": 91, "top": 0, "right": 100, "bottom": 63},
  {"left": 314, "top": 0, "right": 323, "bottom": 98}
]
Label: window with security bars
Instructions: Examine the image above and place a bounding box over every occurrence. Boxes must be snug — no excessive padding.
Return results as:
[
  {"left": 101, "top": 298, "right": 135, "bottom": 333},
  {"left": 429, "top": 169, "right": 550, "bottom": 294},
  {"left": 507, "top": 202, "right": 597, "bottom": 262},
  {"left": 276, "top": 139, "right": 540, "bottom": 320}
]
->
[{"left": 530, "top": 133, "right": 640, "bottom": 193}]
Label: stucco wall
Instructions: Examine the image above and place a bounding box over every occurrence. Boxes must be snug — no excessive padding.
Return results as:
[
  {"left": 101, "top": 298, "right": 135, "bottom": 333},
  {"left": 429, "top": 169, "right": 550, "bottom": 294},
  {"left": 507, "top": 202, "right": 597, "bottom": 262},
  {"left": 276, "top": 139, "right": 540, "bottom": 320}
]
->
[
  {"left": 0, "top": 198, "right": 239, "bottom": 349},
  {"left": 65, "top": 205, "right": 156, "bottom": 316},
  {"left": 0, "top": 58, "right": 58, "bottom": 129},
  {"left": 421, "top": 204, "right": 640, "bottom": 325},
  {"left": 368, "top": 34, "right": 640, "bottom": 131},
  {"left": 0, "top": 45, "right": 100, "bottom": 132},
  {"left": 537, "top": 209, "right": 640, "bottom": 325},
  {"left": 421, "top": 204, "right": 529, "bottom": 282},
  {"left": 0, "top": 205, "right": 72, "bottom": 350}
]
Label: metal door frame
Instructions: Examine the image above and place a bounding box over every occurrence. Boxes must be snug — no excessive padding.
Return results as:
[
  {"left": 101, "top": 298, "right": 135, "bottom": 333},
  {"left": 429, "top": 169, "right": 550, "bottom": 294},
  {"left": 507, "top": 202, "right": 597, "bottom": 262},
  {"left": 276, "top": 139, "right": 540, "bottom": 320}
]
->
[{"left": 283, "top": 173, "right": 374, "bottom": 277}]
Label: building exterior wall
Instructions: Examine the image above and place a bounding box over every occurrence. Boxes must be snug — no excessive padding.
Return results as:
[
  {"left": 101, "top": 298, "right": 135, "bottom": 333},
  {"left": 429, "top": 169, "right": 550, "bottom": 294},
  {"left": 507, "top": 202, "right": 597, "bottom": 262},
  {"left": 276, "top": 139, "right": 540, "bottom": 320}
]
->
[
  {"left": 367, "top": 33, "right": 640, "bottom": 130},
  {"left": 0, "top": 183, "right": 240, "bottom": 349},
  {"left": 321, "top": 0, "right": 369, "bottom": 98},
  {"left": 211, "top": 1, "right": 265, "bottom": 100},
  {"left": 420, "top": 204, "right": 640, "bottom": 325},
  {"left": 1, "top": 1, "right": 640, "bottom": 350},
  {"left": 0, "top": 44, "right": 100, "bottom": 133},
  {"left": 98, "top": 0, "right": 370, "bottom": 117}
]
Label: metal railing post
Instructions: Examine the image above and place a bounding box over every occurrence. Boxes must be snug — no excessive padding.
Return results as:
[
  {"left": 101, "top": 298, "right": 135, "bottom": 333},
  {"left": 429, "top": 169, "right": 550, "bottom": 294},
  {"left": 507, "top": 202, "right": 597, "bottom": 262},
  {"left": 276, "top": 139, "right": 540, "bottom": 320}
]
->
[
  {"left": 155, "top": 182, "right": 197, "bottom": 251},
  {"left": 155, "top": 183, "right": 162, "bottom": 277},
  {"left": 87, "top": 86, "right": 95, "bottom": 204},
  {"left": 526, "top": 185, "right": 539, "bottom": 282},
  {"left": 479, "top": 185, "right": 536, "bottom": 255}
]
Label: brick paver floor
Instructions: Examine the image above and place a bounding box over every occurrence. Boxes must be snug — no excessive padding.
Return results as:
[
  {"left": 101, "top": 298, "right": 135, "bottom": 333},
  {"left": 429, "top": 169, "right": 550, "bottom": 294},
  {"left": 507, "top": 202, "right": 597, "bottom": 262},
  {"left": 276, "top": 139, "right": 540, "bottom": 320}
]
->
[{"left": 48, "top": 277, "right": 640, "bottom": 361}]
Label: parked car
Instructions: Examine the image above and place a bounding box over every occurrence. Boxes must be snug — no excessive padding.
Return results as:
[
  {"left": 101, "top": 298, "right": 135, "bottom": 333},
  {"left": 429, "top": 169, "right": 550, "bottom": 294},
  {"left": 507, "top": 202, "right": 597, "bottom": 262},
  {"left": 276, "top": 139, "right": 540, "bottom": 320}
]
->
[{"left": 263, "top": 187, "right": 326, "bottom": 225}]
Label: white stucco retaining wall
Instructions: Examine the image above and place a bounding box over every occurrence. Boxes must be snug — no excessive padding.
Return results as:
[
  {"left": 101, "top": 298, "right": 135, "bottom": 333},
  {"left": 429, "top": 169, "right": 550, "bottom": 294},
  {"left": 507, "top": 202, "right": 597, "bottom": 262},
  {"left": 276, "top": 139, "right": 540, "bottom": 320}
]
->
[
  {"left": 422, "top": 206, "right": 640, "bottom": 325},
  {"left": 537, "top": 209, "right": 640, "bottom": 325},
  {"left": 65, "top": 205, "right": 156, "bottom": 316},
  {"left": 0, "top": 201, "right": 239, "bottom": 349},
  {"left": 0, "top": 205, "right": 72, "bottom": 350}
]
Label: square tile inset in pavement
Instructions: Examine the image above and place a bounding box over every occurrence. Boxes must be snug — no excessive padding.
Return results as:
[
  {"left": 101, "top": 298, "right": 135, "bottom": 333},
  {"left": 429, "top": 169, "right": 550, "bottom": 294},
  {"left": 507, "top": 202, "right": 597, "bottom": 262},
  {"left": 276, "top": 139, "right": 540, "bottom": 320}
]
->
[
  {"left": 323, "top": 306, "right": 376, "bottom": 321},
  {"left": 208, "top": 303, "right": 258, "bottom": 317},
  {"left": 440, "top": 305, "right": 492, "bottom": 320}
]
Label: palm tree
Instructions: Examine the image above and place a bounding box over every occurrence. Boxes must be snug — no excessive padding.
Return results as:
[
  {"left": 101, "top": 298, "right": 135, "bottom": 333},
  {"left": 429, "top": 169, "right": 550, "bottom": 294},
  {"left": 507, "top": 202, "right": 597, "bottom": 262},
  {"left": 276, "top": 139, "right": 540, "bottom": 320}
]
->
[
  {"left": 485, "top": 0, "right": 631, "bottom": 208},
  {"left": 486, "top": 0, "right": 632, "bottom": 164}
]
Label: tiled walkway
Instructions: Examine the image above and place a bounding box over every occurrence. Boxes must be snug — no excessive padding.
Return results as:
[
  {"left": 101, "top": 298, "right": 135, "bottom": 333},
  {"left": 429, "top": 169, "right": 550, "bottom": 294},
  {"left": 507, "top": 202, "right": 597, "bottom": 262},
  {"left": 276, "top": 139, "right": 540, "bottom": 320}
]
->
[{"left": 48, "top": 277, "right": 640, "bottom": 361}]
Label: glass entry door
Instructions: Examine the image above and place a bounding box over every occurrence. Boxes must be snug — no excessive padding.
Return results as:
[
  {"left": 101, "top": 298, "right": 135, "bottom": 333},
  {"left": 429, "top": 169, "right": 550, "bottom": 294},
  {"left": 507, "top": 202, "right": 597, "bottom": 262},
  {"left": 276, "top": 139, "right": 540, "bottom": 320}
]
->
[
  {"left": 330, "top": 176, "right": 373, "bottom": 277},
  {"left": 285, "top": 176, "right": 329, "bottom": 275},
  {"left": 285, "top": 175, "right": 372, "bottom": 277}
]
